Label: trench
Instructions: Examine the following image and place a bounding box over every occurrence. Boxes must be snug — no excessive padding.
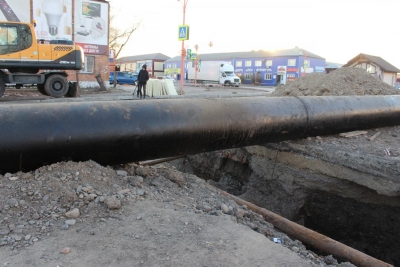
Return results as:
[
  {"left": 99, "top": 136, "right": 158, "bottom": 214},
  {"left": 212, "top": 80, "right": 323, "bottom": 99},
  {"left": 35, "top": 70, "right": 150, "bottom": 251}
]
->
[{"left": 172, "top": 148, "right": 400, "bottom": 266}]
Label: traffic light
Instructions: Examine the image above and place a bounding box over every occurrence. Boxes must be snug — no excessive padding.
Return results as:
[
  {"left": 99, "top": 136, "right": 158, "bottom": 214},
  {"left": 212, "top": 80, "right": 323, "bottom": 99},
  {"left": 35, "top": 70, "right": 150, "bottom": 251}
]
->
[
  {"left": 187, "top": 49, "right": 191, "bottom": 59},
  {"left": 198, "top": 60, "right": 201, "bottom": 68}
]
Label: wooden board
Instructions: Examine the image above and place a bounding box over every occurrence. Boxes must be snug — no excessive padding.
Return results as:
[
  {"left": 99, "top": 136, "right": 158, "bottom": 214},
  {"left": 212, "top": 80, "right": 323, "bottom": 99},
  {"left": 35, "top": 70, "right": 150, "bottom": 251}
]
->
[{"left": 339, "top": 131, "right": 368, "bottom": 138}]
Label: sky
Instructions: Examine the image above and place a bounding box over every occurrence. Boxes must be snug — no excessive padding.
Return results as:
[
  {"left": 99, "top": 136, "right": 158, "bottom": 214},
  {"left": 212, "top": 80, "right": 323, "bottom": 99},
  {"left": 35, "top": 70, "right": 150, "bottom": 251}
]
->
[{"left": 110, "top": 0, "right": 400, "bottom": 68}]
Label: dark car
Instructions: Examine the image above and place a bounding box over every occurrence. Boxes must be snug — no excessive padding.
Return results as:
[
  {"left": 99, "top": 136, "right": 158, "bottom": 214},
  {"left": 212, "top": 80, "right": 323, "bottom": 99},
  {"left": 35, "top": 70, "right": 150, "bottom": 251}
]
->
[{"left": 110, "top": 71, "right": 137, "bottom": 85}]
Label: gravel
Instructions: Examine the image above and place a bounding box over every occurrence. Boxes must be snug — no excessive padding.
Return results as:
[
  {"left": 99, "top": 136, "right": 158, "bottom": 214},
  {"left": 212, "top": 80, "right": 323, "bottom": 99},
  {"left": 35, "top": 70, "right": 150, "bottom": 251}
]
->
[{"left": 0, "top": 160, "right": 356, "bottom": 266}]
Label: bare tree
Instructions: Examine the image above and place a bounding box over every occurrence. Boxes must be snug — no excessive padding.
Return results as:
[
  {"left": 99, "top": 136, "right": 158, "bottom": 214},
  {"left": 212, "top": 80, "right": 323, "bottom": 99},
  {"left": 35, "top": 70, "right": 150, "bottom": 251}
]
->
[{"left": 109, "top": 9, "right": 141, "bottom": 58}]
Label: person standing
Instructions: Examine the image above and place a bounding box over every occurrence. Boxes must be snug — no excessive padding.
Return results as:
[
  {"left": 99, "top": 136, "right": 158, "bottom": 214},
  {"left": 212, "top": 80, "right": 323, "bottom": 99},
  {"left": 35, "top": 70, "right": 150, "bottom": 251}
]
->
[{"left": 136, "top": 64, "right": 149, "bottom": 99}]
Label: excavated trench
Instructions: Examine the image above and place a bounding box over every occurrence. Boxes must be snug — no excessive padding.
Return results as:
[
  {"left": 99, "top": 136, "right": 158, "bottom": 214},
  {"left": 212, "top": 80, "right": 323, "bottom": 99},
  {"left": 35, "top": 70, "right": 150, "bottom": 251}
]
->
[{"left": 171, "top": 134, "right": 400, "bottom": 266}]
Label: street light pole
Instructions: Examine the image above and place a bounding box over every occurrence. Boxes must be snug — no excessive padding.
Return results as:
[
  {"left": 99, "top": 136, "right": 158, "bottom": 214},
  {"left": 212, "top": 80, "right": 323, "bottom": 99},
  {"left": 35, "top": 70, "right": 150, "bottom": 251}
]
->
[{"left": 178, "top": 0, "right": 188, "bottom": 95}]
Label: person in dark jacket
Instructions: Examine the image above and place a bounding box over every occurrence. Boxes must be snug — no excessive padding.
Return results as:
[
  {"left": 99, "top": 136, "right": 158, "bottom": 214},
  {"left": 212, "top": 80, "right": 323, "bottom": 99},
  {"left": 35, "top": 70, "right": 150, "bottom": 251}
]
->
[{"left": 136, "top": 64, "right": 149, "bottom": 99}]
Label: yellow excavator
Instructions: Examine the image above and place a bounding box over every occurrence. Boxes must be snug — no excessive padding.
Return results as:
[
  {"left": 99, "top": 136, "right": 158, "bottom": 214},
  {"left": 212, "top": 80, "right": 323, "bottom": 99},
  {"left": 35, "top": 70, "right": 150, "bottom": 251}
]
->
[{"left": 0, "top": 21, "right": 84, "bottom": 97}]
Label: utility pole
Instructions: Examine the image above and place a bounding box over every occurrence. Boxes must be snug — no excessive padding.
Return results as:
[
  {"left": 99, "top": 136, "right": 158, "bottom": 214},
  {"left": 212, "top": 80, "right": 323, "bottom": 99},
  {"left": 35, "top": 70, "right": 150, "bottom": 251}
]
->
[{"left": 178, "top": 0, "right": 188, "bottom": 95}]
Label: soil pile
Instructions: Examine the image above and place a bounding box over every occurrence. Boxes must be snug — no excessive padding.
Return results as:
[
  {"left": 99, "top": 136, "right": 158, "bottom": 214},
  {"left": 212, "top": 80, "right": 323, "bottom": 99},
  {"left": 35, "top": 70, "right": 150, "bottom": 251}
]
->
[
  {"left": 272, "top": 67, "right": 400, "bottom": 96},
  {"left": 0, "top": 161, "right": 353, "bottom": 266}
]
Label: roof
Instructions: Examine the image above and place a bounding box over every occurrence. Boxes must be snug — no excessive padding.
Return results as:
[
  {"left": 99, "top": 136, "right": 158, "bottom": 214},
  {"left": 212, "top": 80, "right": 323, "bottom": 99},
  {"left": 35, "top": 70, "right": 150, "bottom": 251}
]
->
[
  {"left": 325, "top": 62, "right": 343, "bottom": 69},
  {"left": 165, "top": 48, "right": 325, "bottom": 62},
  {"left": 343, "top": 53, "right": 400, "bottom": 73},
  {"left": 117, "top": 53, "right": 170, "bottom": 63}
]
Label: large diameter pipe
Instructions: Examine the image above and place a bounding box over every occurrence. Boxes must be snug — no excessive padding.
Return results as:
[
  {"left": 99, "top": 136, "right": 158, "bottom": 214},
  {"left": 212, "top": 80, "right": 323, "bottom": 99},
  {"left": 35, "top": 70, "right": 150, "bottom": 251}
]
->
[
  {"left": 218, "top": 189, "right": 393, "bottom": 267},
  {"left": 0, "top": 95, "right": 400, "bottom": 173}
]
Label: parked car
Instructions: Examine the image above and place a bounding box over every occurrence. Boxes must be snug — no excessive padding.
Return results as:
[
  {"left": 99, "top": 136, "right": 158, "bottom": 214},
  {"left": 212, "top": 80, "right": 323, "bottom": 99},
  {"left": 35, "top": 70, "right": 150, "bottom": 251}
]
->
[{"left": 109, "top": 71, "right": 137, "bottom": 85}]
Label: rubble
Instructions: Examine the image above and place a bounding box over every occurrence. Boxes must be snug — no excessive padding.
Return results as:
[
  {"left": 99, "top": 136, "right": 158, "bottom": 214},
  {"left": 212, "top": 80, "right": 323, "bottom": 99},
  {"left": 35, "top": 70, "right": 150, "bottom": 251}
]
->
[{"left": 0, "top": 160, "right": 354, "bottom": 266}]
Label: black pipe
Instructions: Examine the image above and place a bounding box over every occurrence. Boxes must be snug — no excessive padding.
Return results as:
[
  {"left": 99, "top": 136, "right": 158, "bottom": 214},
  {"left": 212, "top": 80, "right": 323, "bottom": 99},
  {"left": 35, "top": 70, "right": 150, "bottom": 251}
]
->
[{"left": 1, "top": 95, "right": 400, "bottom": 174}]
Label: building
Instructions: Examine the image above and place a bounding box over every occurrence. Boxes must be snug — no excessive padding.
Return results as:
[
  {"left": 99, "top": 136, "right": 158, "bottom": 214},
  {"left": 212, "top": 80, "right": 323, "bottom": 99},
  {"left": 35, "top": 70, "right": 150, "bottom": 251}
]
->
[
  {"left": 116, "top": 53, "right": 170, "bottom": 78},
  {"left": 325, "top": 62, "right": 343, "bottom": 74},
  {"left": 343, "top": 53, "right": 400, "bottom": 87},
  {"left": 164, "top": 48, "right": 326, "bottom": 86},
  {"left": 0, "top": 0, "right": 110, "bottom": 88}
]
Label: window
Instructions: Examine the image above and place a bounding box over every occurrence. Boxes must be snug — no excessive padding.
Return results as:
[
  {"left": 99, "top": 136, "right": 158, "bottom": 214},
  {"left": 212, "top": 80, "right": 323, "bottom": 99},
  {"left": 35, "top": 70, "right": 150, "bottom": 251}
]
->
[
  {"left": 288, "top": 59, "right": 296, "bottom": 66},
  {"left": 266, "top": 60, "right": 272, "bottom": 67},
  {"left": 366, "top": 64, "right": 376, "bottom": 74},
  {"left": 265, "top": 73, "right": 272, "bottom": 80},
  {"left": 81, "top": 56, "right": 95, "bottom": 73},
  {"left": 19, "top": 25, "right": 32, "bottom": 50},
  {"left": 0, "top": 25, "right": 20, "bottom": 55},
  {"left": 245, "top": 60, "right": 252, "bottom": 67},
  {"left": 236, "top": 61, "right": 242, "bottom": 67},
  {"left": 255, "top": 60, "right": 262, "bottom": 67},
  {"left": 244, "top": 73, "right": 252, "bottom": 80}
]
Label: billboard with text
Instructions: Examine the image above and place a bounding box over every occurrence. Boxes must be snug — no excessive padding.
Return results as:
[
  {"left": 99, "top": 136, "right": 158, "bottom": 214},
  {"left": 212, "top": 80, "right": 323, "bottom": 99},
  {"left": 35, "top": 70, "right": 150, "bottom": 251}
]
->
[{"left": 74, "top": 0, "right": 108, "bottom": 55}]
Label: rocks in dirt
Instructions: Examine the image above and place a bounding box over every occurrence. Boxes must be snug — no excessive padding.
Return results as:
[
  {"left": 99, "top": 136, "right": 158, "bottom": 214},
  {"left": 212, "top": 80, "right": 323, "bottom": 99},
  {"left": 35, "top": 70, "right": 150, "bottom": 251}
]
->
[
  {"left": 116, "top": 170, "right": 128, "bottom": 176},
  {"left": 160, "top": 169, "right": 186, "bottom": 187},
  {"left": 127, "top": 176, "right": 144, "bottom": 186},
  {"left": 62, "top": 191, "right": 78, "bottom": 203},
  {"left": 221, "top": 204, "right": 230, "bottom": 214},
  {"left": 6, "top": 198, "right": 18, "bottom": 207},
  {"left": 135, "top": 189, "right": 145, "bottom": 196},
  {"left": 0, "top": 160, "right": 350, "bottom": 266},
  {"left": 0, "top": 230, "right": 10, "bottom": 236},
  {"left": 135, "top": 166, "right": 151, "bottom": 177},
  {"left": 65, "top": 208, "right": 80, "bottom": 218},
  {"left": 104, "top": 197, "right": 121, "bottom": 210},
  {"left": 324, "top": 255, "right": 338, "bottom": 265},
  {"left": 61, "top": 247, "right": 71, "bottom": 254},
  {"left": 117, "top": 189, "right": 131, "bottom": 194},
  {"left": 291, "top": 246, "right": 300, "bottom": 253},
  {"left": 82, "top": 186, "right": 94, "bottom": 194},
  {"left": 65, "top": 219, "right": 76, "bottom": 226}
]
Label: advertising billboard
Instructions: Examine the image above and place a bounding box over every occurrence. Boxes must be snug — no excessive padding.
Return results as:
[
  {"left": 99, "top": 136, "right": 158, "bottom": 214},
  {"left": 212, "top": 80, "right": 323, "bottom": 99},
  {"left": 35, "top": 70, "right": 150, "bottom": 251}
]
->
[
  {"left": 32, "top": 0, "right": 73, "bottom": 42},
  {"left": 0, "top": 0, "right": 30, "bottom": 22},
  {"left": 74, "top": 0, "right": 108, "bottom": 55}
]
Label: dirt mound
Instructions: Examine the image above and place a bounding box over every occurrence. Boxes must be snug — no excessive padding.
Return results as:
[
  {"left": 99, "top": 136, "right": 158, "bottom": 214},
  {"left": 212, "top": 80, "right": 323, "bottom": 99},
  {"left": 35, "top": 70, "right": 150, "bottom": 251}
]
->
[
  {"left": 272, "top": 67, "right": 400, "bottom": 96},
  {"left": 0, "top": 160, "right": 353, "bottom": 267}
]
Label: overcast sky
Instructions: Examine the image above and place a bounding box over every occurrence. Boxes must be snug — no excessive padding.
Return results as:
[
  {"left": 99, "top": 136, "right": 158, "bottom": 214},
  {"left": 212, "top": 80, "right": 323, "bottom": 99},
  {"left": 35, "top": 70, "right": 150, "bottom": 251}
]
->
[{"left": 111, "top": 0, "right": 400, "bottom": 68}]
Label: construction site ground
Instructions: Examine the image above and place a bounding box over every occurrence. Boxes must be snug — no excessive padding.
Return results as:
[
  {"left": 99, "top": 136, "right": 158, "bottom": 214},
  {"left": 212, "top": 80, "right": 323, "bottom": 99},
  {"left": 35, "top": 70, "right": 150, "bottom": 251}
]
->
[{"left": 1, "top": 68, "right": 399, "bottom": 266}]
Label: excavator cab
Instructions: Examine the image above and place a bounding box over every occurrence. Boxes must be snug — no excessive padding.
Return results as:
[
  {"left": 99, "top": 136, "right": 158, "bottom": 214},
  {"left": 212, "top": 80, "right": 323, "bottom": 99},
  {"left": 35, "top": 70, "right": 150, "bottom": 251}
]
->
[
  {"left": 0, "top": 21, "right": 84, "bottom": 98},
  {"left": 0, "top": 22, "right": 38, "bottom": 73},
  {"left": 0, "top": 23, "right": 31, "bottom": 52},
  {"left": 0, "top": 21, "right": 83, "bottom": 74}
]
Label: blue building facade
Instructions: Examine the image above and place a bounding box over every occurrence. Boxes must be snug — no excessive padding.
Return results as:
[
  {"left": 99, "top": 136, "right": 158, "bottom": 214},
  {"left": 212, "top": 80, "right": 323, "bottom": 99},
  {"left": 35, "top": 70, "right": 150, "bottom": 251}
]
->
[{"left": 164, "top": 48, "right": 326, "bottom": 86}]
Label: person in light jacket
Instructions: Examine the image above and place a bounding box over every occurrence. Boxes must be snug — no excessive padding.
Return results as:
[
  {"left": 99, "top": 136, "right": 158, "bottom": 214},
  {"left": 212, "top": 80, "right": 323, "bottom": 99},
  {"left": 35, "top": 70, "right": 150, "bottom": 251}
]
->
[{"left": 136, "top": 64, "right": 149, "bottom": 99}]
